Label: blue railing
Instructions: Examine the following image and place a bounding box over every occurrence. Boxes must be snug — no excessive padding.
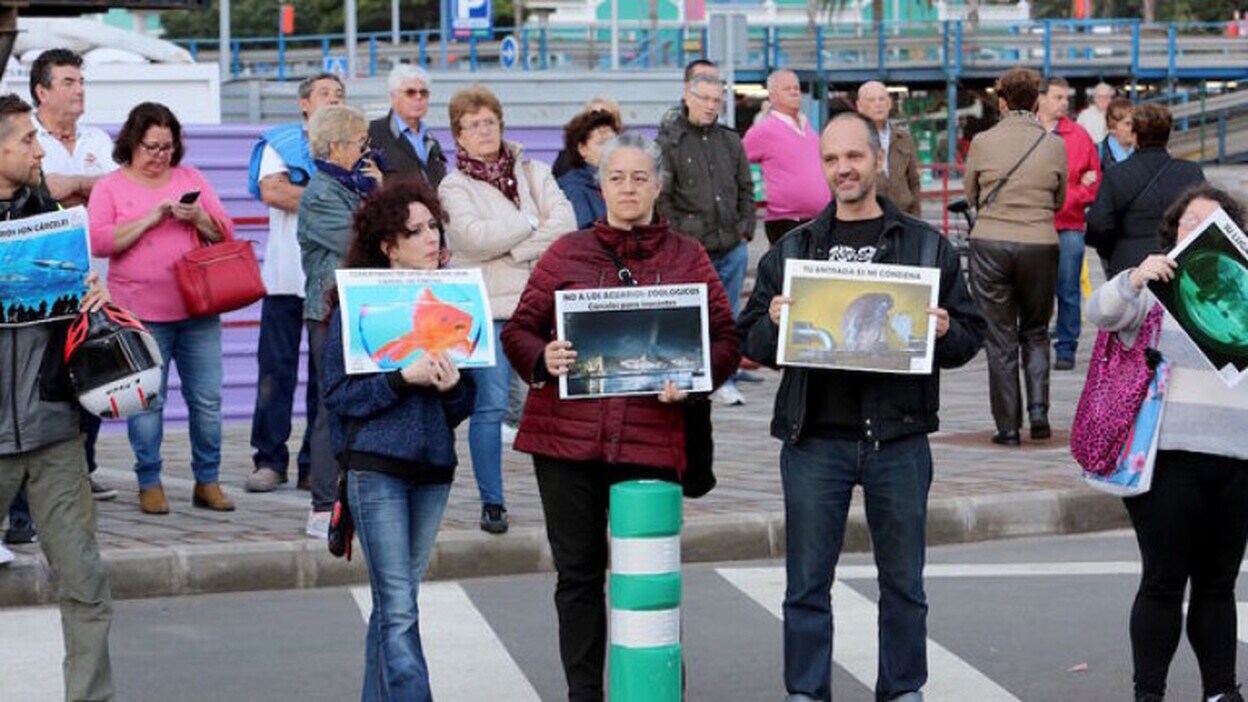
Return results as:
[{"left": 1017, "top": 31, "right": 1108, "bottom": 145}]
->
[{"left": 170, "top": 19, "right": 1248, "bottom": 82}]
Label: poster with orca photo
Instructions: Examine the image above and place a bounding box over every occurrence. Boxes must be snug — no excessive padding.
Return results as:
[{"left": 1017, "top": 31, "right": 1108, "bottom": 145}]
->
[
  {"left": 555, "top": 284, "right": 712, "bottom": 399},
  {"left": 0, "top": 207, "right": 91, "bottom": 327},
  {"left": 777, "top": 259, "right": 940, "bottom": 374},
  {"left": 335, "top": 268, "right": 495, "bottom": 374},
  {"left": 1148, "top": 206, "right": 1248, "bottom": 387}
]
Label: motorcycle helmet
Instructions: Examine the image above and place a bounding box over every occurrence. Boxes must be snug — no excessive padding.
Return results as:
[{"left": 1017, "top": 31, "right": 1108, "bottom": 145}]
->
[{"left": 64, "top": 303, "right": 163, "bottom": 419}]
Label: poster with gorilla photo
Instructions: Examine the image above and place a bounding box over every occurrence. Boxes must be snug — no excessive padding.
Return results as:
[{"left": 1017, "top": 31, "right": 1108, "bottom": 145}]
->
[
  {"left": 777, "top": 260, "right": 940, "bottom": 374},
  {"left": 1148, "top": 207, "right": 1248, "bottom": 387},
  {"left": 555, "top": 284, "right": 712, "bottom": 399}
]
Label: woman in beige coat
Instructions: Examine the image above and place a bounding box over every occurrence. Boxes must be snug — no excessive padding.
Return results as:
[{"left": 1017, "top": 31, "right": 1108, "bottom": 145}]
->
[
  {"left": 964, "top": 67, "right": 1068, "bottom": 447},
  {"left": 438, "top": 84, "right": 576, "bottom": 534}
]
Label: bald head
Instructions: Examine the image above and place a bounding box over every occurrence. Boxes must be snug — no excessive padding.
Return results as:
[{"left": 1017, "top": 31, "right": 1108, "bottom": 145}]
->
[
  {"left": 856, "top": 81, "right": 892, "bottom": 128},
  {"left": 767, "top": 70, "right": 802, "bottom": 119}
]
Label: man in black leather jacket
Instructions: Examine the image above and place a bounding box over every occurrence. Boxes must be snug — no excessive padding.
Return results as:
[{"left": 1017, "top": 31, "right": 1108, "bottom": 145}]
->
[{"left": 737, "top": 112, "right": 984, "bottom": 702}]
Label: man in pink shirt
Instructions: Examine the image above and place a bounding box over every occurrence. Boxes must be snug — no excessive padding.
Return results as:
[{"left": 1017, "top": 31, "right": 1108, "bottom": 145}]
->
[{"left": 743, "top": 69, "right": 830, "bottom": 244}]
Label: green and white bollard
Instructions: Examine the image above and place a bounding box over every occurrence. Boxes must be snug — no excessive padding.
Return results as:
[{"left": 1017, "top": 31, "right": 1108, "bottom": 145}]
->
[{"left": 608, "top": 479, "right": 683, "bottom": 702}]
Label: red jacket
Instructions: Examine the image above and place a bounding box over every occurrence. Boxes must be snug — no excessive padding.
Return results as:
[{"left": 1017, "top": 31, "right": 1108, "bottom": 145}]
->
[
  {"left": 502, "top": 219, "right": 740, "bottom": 474},
  {"left": 1053, "top": 116, "right": 1101, "bottom": 232}
]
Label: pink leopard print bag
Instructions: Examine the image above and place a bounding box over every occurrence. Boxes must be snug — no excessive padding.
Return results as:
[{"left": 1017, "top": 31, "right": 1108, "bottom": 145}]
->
[{"left": 1070, "top": 304, "right": 1165, "bottom": 476}]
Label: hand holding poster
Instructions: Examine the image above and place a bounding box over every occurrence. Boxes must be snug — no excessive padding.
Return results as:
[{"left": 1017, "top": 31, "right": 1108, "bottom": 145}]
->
[
  {"left": 335, "top": 268, "right": 495, "bottom": 375},
  {"left": 555, "top": 284, "right": 712, "bottom": 399},
  {"left": 777, "top": 259, "right": 940, "bottom": 374},
  {"left": 1147, "top": 207, "right": 1248, "bottom": 387},
  {"left": 0, "top": 206, "right": 91, "bottom": 327}
]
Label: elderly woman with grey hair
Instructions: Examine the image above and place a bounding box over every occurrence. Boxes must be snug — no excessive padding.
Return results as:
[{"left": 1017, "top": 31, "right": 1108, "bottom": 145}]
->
[
  {"left": 369, "top": 63, "right": 447, "bottom": 186},
  {"left": 297, "top": 103, "right": 383, "bottom": 538},
  {"left": 502, "top": 133, "right": 740, "bottom": 700}
]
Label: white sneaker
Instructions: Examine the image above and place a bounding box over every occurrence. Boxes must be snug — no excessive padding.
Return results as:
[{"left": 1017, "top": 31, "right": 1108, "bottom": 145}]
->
[
  {"left": 500, "top": 423, "right": 519, "bottom": 446},
  {"left": 306, "top": 510, "right": 331, "bottom": 540},
  {"left": 712, "top": 382, "right": 746, "bottom": 406},
  {"left": 0, "top": 543, "right": 14, "bottom": 566}
]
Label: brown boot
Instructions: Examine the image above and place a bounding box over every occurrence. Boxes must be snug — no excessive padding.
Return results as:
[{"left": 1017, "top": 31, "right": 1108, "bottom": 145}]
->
[
  {"left": 192, "top": 482, "right": 236, "bottom": 512},
  {"left": 139, "top": 485, "right": 169, "bottom": 515}
]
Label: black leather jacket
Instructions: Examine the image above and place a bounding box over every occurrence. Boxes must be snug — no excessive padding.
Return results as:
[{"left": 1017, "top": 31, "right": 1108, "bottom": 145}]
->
[{"left": 738, "top": 197, "right": 985, "bottom": 444}]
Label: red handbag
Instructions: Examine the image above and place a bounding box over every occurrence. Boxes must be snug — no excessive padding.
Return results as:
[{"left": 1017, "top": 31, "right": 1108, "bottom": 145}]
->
[{"left": 174, "top": 222, "right": 267, "bottom": 317}]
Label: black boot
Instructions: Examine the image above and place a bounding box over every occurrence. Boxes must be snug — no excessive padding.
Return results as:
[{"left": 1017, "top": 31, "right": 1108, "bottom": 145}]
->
[{"left": 1028, "top": 404, "right": 1051, "bottom": 440}]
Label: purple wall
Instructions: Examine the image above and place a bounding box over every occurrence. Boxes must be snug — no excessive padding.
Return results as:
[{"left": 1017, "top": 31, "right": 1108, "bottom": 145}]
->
[{"left": 154, "top": 124, "right": 571, "bottom": 426}]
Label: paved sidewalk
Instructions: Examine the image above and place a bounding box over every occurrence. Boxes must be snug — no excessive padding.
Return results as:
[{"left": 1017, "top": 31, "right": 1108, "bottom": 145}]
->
[{"left": 0, "top": 330, "right": 1124, "bottom": 605}]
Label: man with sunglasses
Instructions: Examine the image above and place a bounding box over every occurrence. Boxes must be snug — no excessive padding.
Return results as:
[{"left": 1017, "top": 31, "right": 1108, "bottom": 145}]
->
[
  {"left": 368, "top": 64, "right": 447, "bottom": 187},
  {"left": 243, "top": 72, "right": 344, "bottom": 494}
]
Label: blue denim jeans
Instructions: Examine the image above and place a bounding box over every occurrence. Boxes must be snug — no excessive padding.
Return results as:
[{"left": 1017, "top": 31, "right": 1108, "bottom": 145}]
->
[
  {"left": 1054, "top": 230, "right": 1085, "bottom": 360},
  {"left": 348, "top": 470, "right": 451, "bottom": 702},
  {"left": 127, "top": 316, "right": 223, "bottom": 489},
  {"left": 710, "top": 240, "right": 749, "bottom": 319},
  {"left": 249, "top": 295, "right": 315, "bottom": 481},
  {"left": 465, "top": 321, "right": 508, "bottom": 507},
  {"left": 780, "top": 434, "right": 933, "bottom": 702}
]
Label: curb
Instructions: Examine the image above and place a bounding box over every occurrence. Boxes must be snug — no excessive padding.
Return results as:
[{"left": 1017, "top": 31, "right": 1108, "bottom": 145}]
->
[{"left": 0, "top": 488, "right": 1128, "bottom": 607}]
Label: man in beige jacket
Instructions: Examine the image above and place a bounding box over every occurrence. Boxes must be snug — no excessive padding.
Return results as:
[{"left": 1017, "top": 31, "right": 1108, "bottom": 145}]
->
[
  {"left": 857, "top": 81, "right": 923, "bottom": 217},
  {"left": 964, "top": 67, "right": 1068, "bottom": 447}
]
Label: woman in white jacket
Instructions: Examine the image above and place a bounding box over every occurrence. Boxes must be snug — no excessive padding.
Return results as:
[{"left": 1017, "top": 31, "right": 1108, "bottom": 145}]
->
[{"left": 438, "top": 84, "right": 576, "bottom": 535}]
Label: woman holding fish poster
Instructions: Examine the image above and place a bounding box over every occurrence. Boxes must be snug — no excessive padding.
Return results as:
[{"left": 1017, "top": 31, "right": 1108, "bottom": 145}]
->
[
  {"left": 502, "top": 133, "right": 740, "bottom": 700},
  {"left": 320, "top": 179, "right": 475, "bottom": 702},
  {"left": 439, "top": 85, "right": 577, "bottom": 535}
]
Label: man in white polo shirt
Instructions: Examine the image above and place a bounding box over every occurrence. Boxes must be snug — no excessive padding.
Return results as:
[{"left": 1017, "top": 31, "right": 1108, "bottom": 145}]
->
[{"left": 30, "top": 47, "right": 117, "bottom": 503}]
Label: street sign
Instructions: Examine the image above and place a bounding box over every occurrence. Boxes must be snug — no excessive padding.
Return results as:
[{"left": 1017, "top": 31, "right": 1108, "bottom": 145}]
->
[
  {"left": 500, "top": 35, "right": 518, "bottom": 70},
  {"left": 452, "top": 0, "right": 493, "bottom": 38},
  {"left": 707, "top": 13, "right": 748, "bottom": 65},
  {"left": 322, "top": 55, "right": 348, "bottom": 75}
]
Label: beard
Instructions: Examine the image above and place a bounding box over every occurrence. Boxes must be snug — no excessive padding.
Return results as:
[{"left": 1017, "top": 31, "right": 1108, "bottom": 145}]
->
[{"left": 835, "top": 176, "right": 873, "bottom": 205}]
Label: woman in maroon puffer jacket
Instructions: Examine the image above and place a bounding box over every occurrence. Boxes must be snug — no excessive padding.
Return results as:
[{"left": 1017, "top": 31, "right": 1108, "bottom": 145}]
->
[{"left": 502, "top": 133, "right": 739, "bottom": 700}]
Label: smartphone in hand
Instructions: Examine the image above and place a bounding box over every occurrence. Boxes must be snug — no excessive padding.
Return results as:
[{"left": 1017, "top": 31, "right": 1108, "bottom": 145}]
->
[{"left": 179, "top": 190, "right": 201, "bottom": 204}]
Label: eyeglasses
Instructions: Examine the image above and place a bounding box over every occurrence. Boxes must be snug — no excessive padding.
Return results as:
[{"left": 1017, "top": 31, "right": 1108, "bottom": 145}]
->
[
  {"left": 401, "top": 88, "right": 431, "bottom": 99},
  {"left": 690, "top": 92, "right": 724, "bottom": 106},
  {"left": 139, "top": 141, "right": 174, "bottom": 156},
  {"left": 1178, "top": 213, "right": 1203, "bottom": 229},
  {"left": 460, "top": 117, "right": 500, "bottom": 134}
]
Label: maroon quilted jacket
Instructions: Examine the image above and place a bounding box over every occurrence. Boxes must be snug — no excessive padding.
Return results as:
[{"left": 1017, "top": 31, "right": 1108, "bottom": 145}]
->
[{"left": 501, "top": 219, "right": 740, "bottom": 474}]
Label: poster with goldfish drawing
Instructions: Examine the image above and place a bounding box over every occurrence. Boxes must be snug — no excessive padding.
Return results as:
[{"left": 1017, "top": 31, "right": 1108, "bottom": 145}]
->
[
  {"left": 335, "top": 268, "right": 495, "bottom": 374},
  {"left": 777, "top": 260, "right": 940, "bottom": 374}
]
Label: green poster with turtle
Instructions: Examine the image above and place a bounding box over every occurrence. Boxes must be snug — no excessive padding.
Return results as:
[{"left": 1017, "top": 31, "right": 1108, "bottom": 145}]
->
[{"left": 1149, "top": 207, "right": 1248, "bottom": 387}]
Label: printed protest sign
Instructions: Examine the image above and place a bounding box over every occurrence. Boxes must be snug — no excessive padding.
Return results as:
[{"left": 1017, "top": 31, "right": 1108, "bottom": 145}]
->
[
  {"left": 1149, "top": 207, "right": 1248, "bottom": 387},
  {"left": 0, "top": 207, "right": 90, "bottom": 326},
  {"left": 335, "top": 268, "right": 495, "bottom": 374},
  {"left": 777, "top": 259, "right": 940, "bottom": 374},
  {"left": 555, "top": 284, "right": 712, "bottom": 399}
]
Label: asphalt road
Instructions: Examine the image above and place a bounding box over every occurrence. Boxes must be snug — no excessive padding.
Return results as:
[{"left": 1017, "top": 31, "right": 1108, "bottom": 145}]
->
[{"left": 3, "top": 530, "right": 1246, "bottom": 701}]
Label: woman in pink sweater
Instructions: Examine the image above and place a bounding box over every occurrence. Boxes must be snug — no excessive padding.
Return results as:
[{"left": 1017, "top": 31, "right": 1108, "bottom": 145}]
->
[{"left": 88, "top": 102, "right": 236, "bottom": 515}]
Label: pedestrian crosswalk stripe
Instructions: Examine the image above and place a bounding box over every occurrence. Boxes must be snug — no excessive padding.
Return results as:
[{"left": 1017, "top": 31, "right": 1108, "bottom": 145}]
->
[
  {"left": 350, "top": 584, "right": 542, "bottom": 701},
  {"left": 717, "top": 567, "right": 1022, "bottom": 702},
  {"left": 1237, "top": 603, "right": 1248, "bottom": 645},
  {"left": 0, "top": 605, "right": 63, "bottom": 702}
]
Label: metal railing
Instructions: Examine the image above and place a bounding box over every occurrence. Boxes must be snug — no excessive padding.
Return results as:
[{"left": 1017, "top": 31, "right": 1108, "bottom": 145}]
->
[{"left": 171, "top": 19, "right": 1248, "bottom": 82}]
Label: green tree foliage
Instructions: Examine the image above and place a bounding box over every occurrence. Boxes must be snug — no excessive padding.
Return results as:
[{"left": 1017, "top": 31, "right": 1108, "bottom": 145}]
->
[
  {"left": 160, "top": 0, "right": 516, "bottom": 39},
  {"left": 1030, "top": 0, "right": 1240, "bottom": 22}
]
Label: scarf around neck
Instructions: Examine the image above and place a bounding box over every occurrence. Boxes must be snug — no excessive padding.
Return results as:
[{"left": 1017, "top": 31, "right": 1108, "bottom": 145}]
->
[
  {"left": 314, "top": 158, "right": 378, "bottom": 196},
  {"left": 456, "top": 147, "right": 520, "bottom": 207}
]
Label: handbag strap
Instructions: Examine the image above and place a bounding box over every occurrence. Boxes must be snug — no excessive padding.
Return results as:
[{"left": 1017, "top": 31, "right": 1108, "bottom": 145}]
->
[
  {"left": 1120, "top": 161, "right": 1174, "bottom": 221},
  {"left": 978, "top": 131, "right": 1047, "bottom": 212},
  {"left": 597, "top": 235, "right": 639, "bottom": 288}
]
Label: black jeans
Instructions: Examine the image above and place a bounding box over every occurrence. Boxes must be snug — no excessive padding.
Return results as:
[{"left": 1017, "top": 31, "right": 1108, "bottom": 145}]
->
[
  {"left": 1124, "top": 450, "right": 1248, "bottom": 698},
  {"left": 533, "top": 456, "right": 675, "bottom": 702},
  {"left": 305, "top": 319, "right": 337, "bottom": 512}
]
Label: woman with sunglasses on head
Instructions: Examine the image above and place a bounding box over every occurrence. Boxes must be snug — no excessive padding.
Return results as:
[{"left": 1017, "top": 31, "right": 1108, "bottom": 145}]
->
[
  {"left": 321, "top": 177, "right": 474, "bottom": 702},
  {"left": 298, "top": 103, "right": 385, "bottom": 539},
  {"left": 88, "top": 101, "right": 236, "bottom": 515},
  {"left": 438, "top": 84, "right": 576, "bottom": 536}
]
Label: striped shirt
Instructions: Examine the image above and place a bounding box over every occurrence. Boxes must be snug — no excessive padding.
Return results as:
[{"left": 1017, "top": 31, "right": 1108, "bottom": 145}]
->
[{"left": 1085, "top": 270, "right": 1248, "bottom": 461}]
